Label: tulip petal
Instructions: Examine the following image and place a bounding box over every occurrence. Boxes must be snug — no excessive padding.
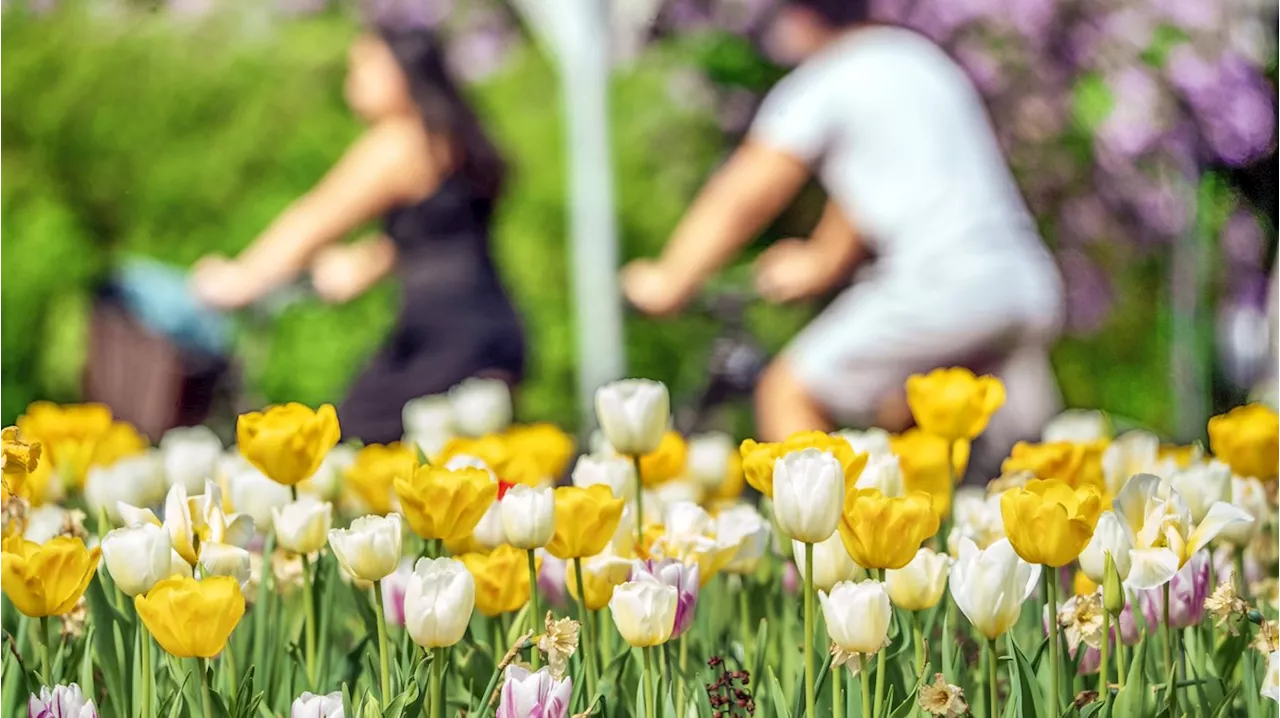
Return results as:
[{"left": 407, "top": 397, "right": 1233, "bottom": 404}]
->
[
  {"left": 1186, "top": 501, "right": 1254, "bottom": 558},
  {"left": 1125, "top": 548, "right": 1179, "bottom": 590}
]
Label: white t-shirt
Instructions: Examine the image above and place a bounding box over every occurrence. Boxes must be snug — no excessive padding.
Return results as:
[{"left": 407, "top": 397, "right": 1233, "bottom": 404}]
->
[{"left": 751, "top": 26, "right": 1059, "bottom": 288}]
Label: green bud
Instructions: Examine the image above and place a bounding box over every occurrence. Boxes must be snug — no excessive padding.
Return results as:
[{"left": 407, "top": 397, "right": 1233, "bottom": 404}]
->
[{"left": 1103, "top": 551, "right": 1124, "bottom": 616}]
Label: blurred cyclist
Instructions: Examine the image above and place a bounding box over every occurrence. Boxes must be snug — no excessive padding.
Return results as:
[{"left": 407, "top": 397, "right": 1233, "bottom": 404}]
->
[
  {"left": 623, "top": 0, "right": 1064, "bottom": 466},
  {"left": 193, "top": 27, "right": 524, "bottom": 443}
]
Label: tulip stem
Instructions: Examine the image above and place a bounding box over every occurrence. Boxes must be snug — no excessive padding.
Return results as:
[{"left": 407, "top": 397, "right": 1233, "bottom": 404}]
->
[
  {"left": 574, "top": 558, "right": 597, "bottom": 698},
  {"left": 860, "top": 661, "right": 871, "bottom": 718},
  {"left": 299, "top": 550, "right": 318, "bottom": 687},
  {"left": 199, "top": 658, "right": 214, "bottom": 718},
  {"left": 140, "top": 625, "right": 154, "bottom": 718},
  {"left": 1116, "top": 638, "right": 1127, "bottom": 689},
  {"left": 643, "top": 645, "right": 657, "bottom": 718},
  {"left": 911, "top": 611, "right": 925, "bottom": 681},
  {"left": 677, "top": 635, "right": 688, "bottom": 718},
  {"left": 986, "top": 639, "right": 999, "bottom": 718},
  {"left": 37, "top": 616, "right": 51, "bottom": 684},
  {"left": 1046, "top": 568, "right": 1063, "bottom": 716},
  {"left": 738, "top": 586, "right": 752, "bottom": 669},
  {"left": 1233, "top": 550, "right": 1247, "bottom": 598},
  {"left": 632, "top": 454, "right": 645, "bottom": 546},
  {"left": 873, "top": 645, "right": 886, "bottom": 718},
  {"left": 373, "top": 580, "right": 392, "bottom": 708},
  {"left": 1162, "top": 581, "right": 1176, "bottom": 713},
  {"left": 527, "top": 549, "right": 541, "bottom": 670},
  {"left": 1099, "top": 609, "right": 1111, "bottom": 708},
  {"left": 804, "top": 542, "right": 817, "bottom": 718},
  {"left": 832, "top": 658, "right": 844, "bottom": 718},
  {"left": 430, "top": 646, "right": 445, "bottom": 718}
]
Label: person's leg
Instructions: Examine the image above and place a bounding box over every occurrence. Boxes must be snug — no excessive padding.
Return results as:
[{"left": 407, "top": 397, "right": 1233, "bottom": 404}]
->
[{"left": 754, "top": 357, "right": 834, "bottom": 441}]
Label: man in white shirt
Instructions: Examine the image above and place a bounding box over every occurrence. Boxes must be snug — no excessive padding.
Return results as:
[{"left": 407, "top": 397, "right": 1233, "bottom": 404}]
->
[{"left": 623, "top": 0, "right": 1065, "bottom": 464}]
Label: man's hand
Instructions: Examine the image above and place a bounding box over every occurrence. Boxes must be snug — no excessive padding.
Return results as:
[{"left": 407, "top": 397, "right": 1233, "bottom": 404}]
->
[
  {"left": 753, "top": 238, "right": 832, "bottom": 303},
  {"left": 621, "top": 259, "right": 695, "bottom": 316}
]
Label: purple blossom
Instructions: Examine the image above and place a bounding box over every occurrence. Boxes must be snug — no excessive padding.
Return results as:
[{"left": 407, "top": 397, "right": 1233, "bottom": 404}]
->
[
  {"left": 1152, "top": 0, "right": 1218, "bottom": 33},
  {"left": 1138, "top": 550, "right": 1211, "bottom": 630},
  {"left": 380, "top": 557, "right": 416, "bottom": 628},
  {"left": 1096, "top": 67, "right": 1164, "bottom": 161},
  {"left": 537, "top": 552, "right": 569, "bottom": 610},
  {"left": 497, "top": 666, "right": 571, "bottom": 718},
  {"left": 632, "top": 558, "right": 699, "bottom": 639},
  {"left": 29, "top": 685, "right": 97, "bottom": 718}
]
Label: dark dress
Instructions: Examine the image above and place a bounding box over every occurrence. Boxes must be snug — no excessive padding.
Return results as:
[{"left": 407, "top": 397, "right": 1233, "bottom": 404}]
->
[{"left": 339, "top": 174, "right": 525, "bottom": 443}]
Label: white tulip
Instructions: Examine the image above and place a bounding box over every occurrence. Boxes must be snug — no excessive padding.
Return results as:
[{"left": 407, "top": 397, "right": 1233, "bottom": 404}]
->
[
  {"left": 101, "top": 523, "right": 180, "bottom": 596},
  {"left": 772, "top": 448, "right": 844, "bottom": 543},
  {"left": 197, "top": 541, "right": 252, "bottom": 590},
  {"left": 85, "top": 452, "right": 166, "bottom": 523},
  {"left": 946, "top": 488, "right": 1005, "bottom": 556},
  {"left": 654, "top": 480, "right": 703, "bottom": 509},
  {"left": 403, "top": 557, "right": 475, "bottom": 649},
  {"left": 227, "top": 465, "right": 293, "bottom": 532},
  {"left": 663, "top": 501, "right": 714, "bottom": 539},
  {"left": 854, "top": 454, "right": 903, "bottom": 497},
  {"left": 609, "top": 577, "right": 679, "bottom": 647},
  {"left": 949, "top": 537, "right": 1041, "bottom": 640},
  {"left": 328, "top": 514, "right": 403, "bottom": 582},
  {"left": 611, "top": 504, "right": 637, "bottom": 556},
  {"left": 685, "top": 432, "right": 737, "bottom": 491},
  {"left": 28, "top": 684, "right": 97, "bottom": 718},
  {"left": 473, "top": 501, "right": 508, "bottom": 549},
  {"left": 1264, "top": 651, "right": 1279, "bottom": 703},
  {"left": 593, "top": 379, "right": 670, "bottom": 456},
  {"left": 302, "top": 445, "right": 357, "bottom": 501},
  {"left": 1101, "top": 430, "right": 1162, "bottom": 496},
  {"left": 159, "top": 425, "right": 223, "bottom": 493},
  {"left": 169, "top": 549, "right": 194, "bottom": 579},
  {"left": 448, "top": 378, "right": 512, "bottom": 438},
  {"left": 1164, "top": 460, "right": 1231, "bottom": 524},
  {"left": 290, "top": 691, "right": 344, "bottom": 718},
  {"left": 501, "top": 485, "right": 556, "bottom": 549},
  {"left": 885, "top": 548, "right": 951, "bottom": 611},
  {"left": 402, "top": 394, "right": 455, "bottom": 438},
  {"left": 571, "top": 454, "right": 635, "bottom": 500},
  {"left": 834, "top": 428, "right": 894, "bottom": 458},
  {"left": 498, "top": 666, "right": 573, "bottom": 718},
  {"left": 715, "top": 504, "right": 770, "bottom": 574},
  {"left": 273, "top": 498, "right": 333, "bottom": 555},
  {"left": 1078, "top": 511, "right": 1132, "bottom": 583},
  {"left": 1042, "top": 409, "right": 1110, "bottom": 443},
  {"left": 1219, "top": 476, "right": 1269, "bottom": 546},
  {"left": 23, "top": 504, "right": 72, "bottom": 544},
  {"left": 793, "top": 535, "right": 863, "bottom": 591},
  {"left": 820, "top": 579, "right": 892, "bottom": 654}
]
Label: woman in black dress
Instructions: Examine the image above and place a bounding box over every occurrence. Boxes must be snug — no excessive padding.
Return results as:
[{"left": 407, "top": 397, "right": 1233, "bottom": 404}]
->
[{"left": 192, "top": 27, "right": 524, "bottom": 444}]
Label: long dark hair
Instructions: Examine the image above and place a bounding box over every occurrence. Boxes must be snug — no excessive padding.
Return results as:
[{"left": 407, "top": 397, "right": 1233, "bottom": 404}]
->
[{"left": 378, "top": 26, "right": 508, "bottom": 203}]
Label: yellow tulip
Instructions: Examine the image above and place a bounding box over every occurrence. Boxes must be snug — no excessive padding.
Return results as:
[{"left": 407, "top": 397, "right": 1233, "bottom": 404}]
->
[
  {"left": 236, "top": 403, "right": 341, "bottom": 486},
  {"left": 1, "top": 536, "right": 102, "bottom": 617},
  {"left": 1208, "top": 403, "right": 1279, "bottom": 481},
  {"left": 838, "top": 489, "right": 939, "bottom": 570},
  {"left": 2, "top": 426, "right": 41, "bottom": 510},
  {"left": 1158, "top": 443, "right": 1201, "bottom": 469},
  {"left": 890, "top": 429, "right": 969, "bottom": 517},
  {"left": 638, "top": 431, "right": 688, "bottom": 487},
  {"left": 395, "top": 466, "right": 498, "bottom": 541},
  {"left": 1001, "top": 441, "right": 1105, "bottom": 493},
  {"left": 905, "top": 368, "right": 1006, "bottom": 441},
  {"left": 345, "top": 442, "right": 419, "bottom": 515},
  {"left": 1000, "top": 479, "right": 1102, "bottom": 567},
  {"left": 461, "top": 544, "right": 540, "bottom": 617},
  {"left": 1073, "top": 570, "right": 1098, "bottom": 597},
  {"left": 502, "top": 423, "right": 576, "bottom": 481},
  {"left": 566, "top": 553, "right": 634, "bottom": 610},
  {"left": 17, "top": 402, "right": 146, "bottom": 488},
  {"left": 545, "top": 485, "right": 625, "bottom": 560},
  {"left": 134, "top": 575, "right": 245, "bottom": 658},
  {"left": 739, "top": 431, "right": 867, "bottom": 498},
  {"left": 437, "top": 435, "right": 508, "bottom": 469},
  {"left": 712, "top": 447, "right": 745, "bottom": 500}
]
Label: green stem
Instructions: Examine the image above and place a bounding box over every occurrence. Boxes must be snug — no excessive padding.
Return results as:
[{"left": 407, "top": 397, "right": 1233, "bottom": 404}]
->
[
  {"left": 632, "top": 454, "right": 645, "bottom": 546},
  {"left": 804, "top": 542, "right": 817, "bottom": 718},
  {"left": 986, "top": 639, "right": 999, "bottom": 718},
  {"left": 1116, "top": 638, "right": 1127, "bottom": 689},
  {"left": 1233, "top": 551, "right": 1247, "bottom": 598},
  {"left": 1046, "top": 568, "right": 1063, "bottom": 716},
  {"left": 430, "top": 646, "right": 444, "bottom": 718},
  {"left": 527, "top": 549, "right": 541, "bottom": 670},
  {"left": 644, "top": 645, "right": 657, "bottom": 718},
  {"left": 597, "top": 609, "right": 611, "bottom": 672},
  {"left": 739, "top": 584, "right": 752, "bottom": 669},
  {"left": 861, "top": 662, "right": 872, "bottom": 718},
  {"left": 832, "top": 659, "right": 844, "bottom": 718},
  {"left": 224, "top": 637, "right": 239, "bottom": 694},
  {"left": 677, "top": 636, "right": 688, "bottom": 718},
  {"left": 1099, "top": 609, "right": 1111, "bottom": 707},
  {"left": 873, "top": 638, "right": 886, "bottom": 717},
  {"left": 573, "top": 558, "right": 596, "bottom": 697},
  {"left": 140, "top": 625, "right": 154, "bottom": 718},
  {"left": 292, "top": 486, "right": 318, "bottom": 688},
  {"left": 1163, "top": 581, "right": 1176, "bottom": 714},
  {"left": 912, "top": 612, "right": 925, "bottom": 681},
  {"left": 373, "top": 581, "right": 392, "bottom": 707},
  {"left": 199, "top": 658, "right": 214, "bottom": 718},
  {"left": 38, "top": 616, "right": 52, "bottom": 684}
]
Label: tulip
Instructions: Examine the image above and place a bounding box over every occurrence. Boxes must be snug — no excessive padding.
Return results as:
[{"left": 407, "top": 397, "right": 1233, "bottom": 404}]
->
[
  {"left": 566, "top": 551, "right": 633, "bottom": 610},
  {"left": 1, "top": 536, "right": 101, "bottom": 617},
  {"left": 636, "top": 431, "right": 687, "bottom": 488},
  {"left": 537, "top": 551, "right": 569, "bottom": 609},
  {"left": 839, "top": 488, "right": 939, "bottom": 570},
  {"left": 610, "top": 578, "right": 679, "bottom": 647},
  {"left": 395, "top": 465, "right": 498, "bottom": 541},
  {"left": 854, "top": 453, "right": 904, "bottom": 496},
  {"left": 501, "top": 484, "right": 556, "bottom": 550},
  {"left": 594, "top": 379, "right": 670, "bottom": 456},
  {"left": 402, "top": 393, "right": 455, "bottom": 437},
  {"left": 448, "top": 378, "right": 513, "bottom": 438},
  {"left": 18, "top": 402, "right": 146, "bottom": 489},
  {"left": 1100, "top": 431, "right": 1162, "bottom": 496},
  {"left": 291, "top": 691, "right": 344, "bottom": 718},
  {"left": 1042, "top": 409, "right": 1110, "bottom": 443},
  {"left": 197, "top": 542, "right": 252, "bottom": 590},
  {"left": 821, "top": 579, "right": 891, "bottom": 654},
  {"left": 84, "top": 452, "right": 166, "bottom": 524},
  {"left": 225, "top": 464, "right": 293, "bottom": 532},
  {"left": 497, "top": 666, "right": 572, "bottom": 718},
  {"left": 949, "top": 538, "right": 1041, "bottom": 640},
  {"left": 1164, "top": 460, "right": 1232, "bottom": 524},
  {"left": 792, "top": 535, "right": 864, "bottom": 591},
  {"left": 100, "top": 523, "right": 181, "bottom": 597},
  {"left": 1001, "top": 441, "right": 1104, "bottom": 493},
  {"left": 1263, "top": 651, "right": 1279, "bottom": 703},
  {"left": 714, "top": 504, "right": 770, "bottom": 574},
  {"left": 632, "top": 559, "right": 699, "bottom": 639},
  {"left": 946, "top": 488, "right": 1005, "bottom": 555},
  {"left": 135, "top": 575, "right": 245, "bottom": 658},
  {"left": 1000, "top": 479, "right": 1102, "bottom": 568},
  {"left": 301, "top": 444, "right": 356, "bottom": 501},
  {"left": 462, "top": 544, "right": 539, "bottom": 617},
  {"left": 1219, "top": 476, "right": 1269, "bottom": 546},
  {"left": 772, "top": 448, "right": 847, "bottom": 543},
  {"left": 571, "top": 454, "right": 636, "bottom": 499},
  {"left": 379, "top": 558, "right": 416, "bottom": 628},
  {"left": 545, "top": 485, "right": 625, "bottom": 560},
  {"left": 890, "top": 429, "right": 969, "bottom": 518},
  {"left": 905, "top": 367, "right": 1005, "bottom": 441},
  {"left": 473, "top": 500, "right": 509, "bottom": 550},
  {"left": 685, "top": 431, "right": 736, "bottom": 492},
  {"left": 1207, "top": 403, "right": 1279, "bottom": 480},
  {"left": 740, "top": 432, "right": 865, "bottom": 498},
  {"left": 1078, "top": 511, "right": 1132, "bottom": 584},
  {"left": 28, "top": 684, "right": 97, "bottom": 718},
  {"left": 835, "top": 427, "right": 894, "bottom": 458},
  {"left": 885, "top": 548, "right": 950, "bottom": 611},
  {"left": 159, "top": 425, "right": 223, "bottom": 493},
  {"left": 273, "top": 498, "right": 333, "bottom": 555},
  {"left": 648, "top": 531, "right": 739, "bottom": 587},
  {"left": 502, "top": 423, "right": 576, "bottom": 483},
  {"left": 236, "top": 403, "right": 341, "bottom": 487},
  {"left": 328, "top": 514, "right": 403, "bottom": 582},
  {"left": 344, "top": 442, "right": 419, "bottom": 515},
  {"left": 1136, "top": 550, "right": 1210, "bottom": 630},
  {"left": 403, "top": 557, "right": 474, "bottom": 648}
]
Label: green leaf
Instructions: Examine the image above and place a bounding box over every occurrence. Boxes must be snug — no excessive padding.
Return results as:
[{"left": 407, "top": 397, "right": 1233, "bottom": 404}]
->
[
  {"left": 1070, "top": 73, "right": 1114, "bottom": 134},
  {"left": 83, "top": 575, "right": 126, "bottom": 702},
  {"left": 1114, "top": 639, "right": 1154, "bottom": 718},
  {"left": 767, "top": 666, "right": 793, "bottom": 718},
  {"left": 888, "top": 683, "right": 920, "bottom": 718},
  {"left": 1009, "top": 633, "right": 1047, "bottom": 718},
  {"left": 750, "top": 616, "right": 770, "bottom": 689}
]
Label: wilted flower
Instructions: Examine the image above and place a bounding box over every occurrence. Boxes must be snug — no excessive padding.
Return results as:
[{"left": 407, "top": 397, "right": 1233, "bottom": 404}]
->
[
  {"left": 918, "top": 673, "right": 967, "bottom": 717},
  {"left": 536, "top": 614, "right": 579, "bottom": 679},
  {"left": 1056, "top": 591, "right": 1106, "bottom": 653},
  {"left": 1203, "top": 581, "right": 1248, "bottom": 635}
]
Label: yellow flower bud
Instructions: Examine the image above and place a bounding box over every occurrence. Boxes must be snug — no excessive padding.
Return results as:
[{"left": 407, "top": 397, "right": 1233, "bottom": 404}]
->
[
  {"left": 395, "top": 466, "right": 498, "bottom": 541},
  {"left": 905, "top": 368, "right": 1005, "bottom": 442},
  {"left": 1, "top": 535, "right": 102, "bottom": 617},
  {"left": 236, "top": 403, "right": 340, "bottom": 486},
  {"left": 999, "top": 479, "right": 1102, "bottom": 568},
  {"left": 1207, "top": 403, "right": 1279, "bottom": 481},
  {"left": 344, "top": 442, "right": 419, "bottom": 515},
  {"left": 838, "top": 489, "right": 939, "bottom": 570},
  {"left": 134, "top": 576, "right": 245, "bottom": 658},
  {"left": 739, "top": 431, "right": 867, "bottom": 498},
  {"left": 461, "top": 544, "right": 540, "bottom": 617},
  {"left": 545, "top": 485, "right": 625, "bottom": 560}
]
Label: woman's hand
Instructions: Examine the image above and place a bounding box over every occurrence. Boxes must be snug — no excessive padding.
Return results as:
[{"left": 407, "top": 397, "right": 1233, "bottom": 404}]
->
[
  {"left": 621, "top": 259, "right": 696, "bottom": 316},
  {"left": 190, "top": 256, "right": 263, "bottom": 310},
  {"left": 310, "top": 245, "right": 368, "bottom": 304},
  {"left": 753, "top": 238, "right": 835, "bottom": 303}
]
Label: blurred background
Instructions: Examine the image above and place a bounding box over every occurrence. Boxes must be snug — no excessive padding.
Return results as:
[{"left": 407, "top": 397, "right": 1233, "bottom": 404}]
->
[{"left": 3, "top": 0, "right": 1276, "bottom": 441}]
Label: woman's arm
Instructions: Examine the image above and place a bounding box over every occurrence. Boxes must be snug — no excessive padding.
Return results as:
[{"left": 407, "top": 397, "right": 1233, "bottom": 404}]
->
[
  {"left": 193, "top": 119, "right": 434, "bottom": 308},
  {"left": 310, "top": 234, "right": 398, "bottom": 304},
  {"left": 754, "top": 199, "right": 866, "bottom": 302},
  {"left": 622, "top": 140, "right": 812, "bottom": 315}
]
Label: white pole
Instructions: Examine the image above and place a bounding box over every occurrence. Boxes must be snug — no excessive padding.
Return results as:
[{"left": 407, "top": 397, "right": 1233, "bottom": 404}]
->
[{"left": 511, "top": 0, "right": 626, "bottom": 425}]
